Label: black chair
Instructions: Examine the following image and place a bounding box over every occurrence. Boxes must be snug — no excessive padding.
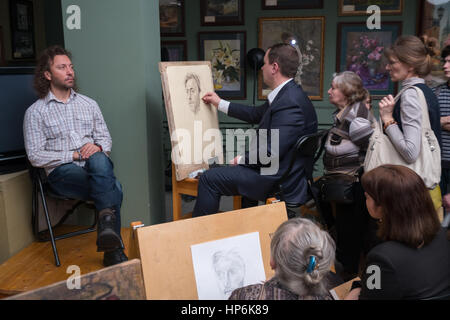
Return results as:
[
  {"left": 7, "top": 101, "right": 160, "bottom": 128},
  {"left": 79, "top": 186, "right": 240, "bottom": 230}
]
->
[
  {"left": 271, "top": 130, "right": 328, "bottom": 220},
  {"left": 29, "top": 163, "right": 98, "bottom": 267}
]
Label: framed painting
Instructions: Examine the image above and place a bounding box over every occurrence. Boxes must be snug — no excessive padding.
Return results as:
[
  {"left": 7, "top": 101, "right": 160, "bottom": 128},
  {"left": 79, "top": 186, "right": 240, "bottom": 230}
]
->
[
  {"left": 258, "top": 17, "right": 325, "bottom": 101},
  {"left": 418, "top": 0, "right": 450, "bottom": 87},
  {"left": 199, "top": 31, "right": 246, "bottom": 100},
  {"left": 9, "top": 0, "right": 35, "bottom": 60},
  {"left": 159, "top": 0, "right": 185, "bottom": 37},
  {"left": 0, "top": 27, "right": 5, "bottom": 66},
  {"left": 161, "top": 40, "right": 187, "bottom": 62},
  {"left": 338, "top": 0, "right": 403, "bottom": 16},
  {"left": 200, "top": 0, "right": 245, "bottom": 26},
  {"left": 337, "top": 22, "right": 402, "bottom": 99},
  {"left": 159, "top": 61, "right": 223, "bottom": 181},
  {"left": 262, "top": 0, "right": 323, "bottom": 10}
]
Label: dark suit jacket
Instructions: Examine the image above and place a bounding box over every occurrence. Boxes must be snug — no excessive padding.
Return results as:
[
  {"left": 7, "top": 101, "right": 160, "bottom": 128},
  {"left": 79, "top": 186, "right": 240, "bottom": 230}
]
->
[
  {"left": 360, "top": 228, "right": 450, "bottom": 300},
  {"left": 227, "top": 80, "right": 318, "bottom": 204}
]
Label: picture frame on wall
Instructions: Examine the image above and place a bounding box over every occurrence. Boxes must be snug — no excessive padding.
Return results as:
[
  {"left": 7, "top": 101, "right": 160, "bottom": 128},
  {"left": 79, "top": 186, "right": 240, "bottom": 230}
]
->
[
  {"left": 200, "top": 0, "right": 245, "bottom": 26},
  {"left": 337, "top": 22, "right": 402, "bottom": 99},
  {"left": 160, "top": 0, "right": 185, "bottom": 37},
  {"left": 9, "top": 0, "right": 35, "bottom": 60},
  {"left": 417, "top": 0, "right": 450, "bottom": 87},
  {"left": 161, "top": 41, "right": 187, "bottom": 62},
  {"left": 258, "top": 17, "right": 325, "bottom": 101},
  {"left": 338, "top": 0, "right": 403, "bottom": 16},
  {"left": 0, "top": 27, "right": 5, "bottom": 66},
  {"left": 199, "top": 31, "right": 246, "bottom": 100},
  {"left": 262, "top": 0, "right": 323, "bottom": 10}
]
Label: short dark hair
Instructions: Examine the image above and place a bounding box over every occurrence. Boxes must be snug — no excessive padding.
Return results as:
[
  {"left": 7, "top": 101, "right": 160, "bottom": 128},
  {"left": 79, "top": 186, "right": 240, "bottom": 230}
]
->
[
  {"left": 268, "top": 43, "right": 299, "bottom": 79},
  {"left": 185, "top": 73, "right": 201, "bottom": 90},
  {"left": 442, "top": 45, "right": 450, "bottom": 60},
  {"left": 34, "top": 45, "right": 77, "bottom": 99},
  {"left": 362, "top": 165, "right": 441, "bottom": 248}
]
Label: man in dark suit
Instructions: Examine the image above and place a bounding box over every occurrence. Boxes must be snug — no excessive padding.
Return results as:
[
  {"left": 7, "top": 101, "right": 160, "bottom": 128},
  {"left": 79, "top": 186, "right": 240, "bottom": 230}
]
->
[{"left": 193, "top": 43, "right": 318, "bottom": 217}]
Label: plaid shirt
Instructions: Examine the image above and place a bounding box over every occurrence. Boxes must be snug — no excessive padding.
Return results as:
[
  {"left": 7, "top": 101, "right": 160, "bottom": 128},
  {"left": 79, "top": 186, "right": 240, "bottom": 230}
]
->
[{"left": 24, "top": 90, "right": 112, "bottom": 175}]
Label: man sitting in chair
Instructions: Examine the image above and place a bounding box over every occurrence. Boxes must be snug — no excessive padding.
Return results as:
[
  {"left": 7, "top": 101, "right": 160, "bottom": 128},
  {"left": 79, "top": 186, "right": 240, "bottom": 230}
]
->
[
  {"left": 23, "top": 46, "right": 127, "bottom": 267},
  {"left": 194, "top": 43, "right": 318, "bottom": 216}
]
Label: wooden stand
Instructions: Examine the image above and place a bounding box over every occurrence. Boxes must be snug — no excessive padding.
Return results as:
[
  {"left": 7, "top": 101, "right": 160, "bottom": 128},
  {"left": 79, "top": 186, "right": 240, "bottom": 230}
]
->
[
  {"left": 171, "top": 163, "right": 241, "bottom": 220},
  {"left": 136, "top": 202, "right": 288, "bottom": 300}
]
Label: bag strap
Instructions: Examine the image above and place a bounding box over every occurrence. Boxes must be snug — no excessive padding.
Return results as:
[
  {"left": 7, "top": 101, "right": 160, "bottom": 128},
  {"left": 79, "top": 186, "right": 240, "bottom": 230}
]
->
[{"left": 394, "top": 85, "right": 432, "bottom": 131}]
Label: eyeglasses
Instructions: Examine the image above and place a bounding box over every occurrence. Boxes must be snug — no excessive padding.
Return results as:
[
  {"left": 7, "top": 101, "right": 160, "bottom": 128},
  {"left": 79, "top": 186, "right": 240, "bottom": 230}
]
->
[{"left": 387, "top": 60, "right": 400, "bottom": 66}]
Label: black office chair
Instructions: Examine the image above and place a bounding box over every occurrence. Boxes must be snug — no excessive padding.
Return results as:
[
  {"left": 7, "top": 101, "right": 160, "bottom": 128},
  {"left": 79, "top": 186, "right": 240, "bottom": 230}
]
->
[
  {"left": 28, "top": 163, "right": 98, "bottom": 267},
  {"left": 271, "top": 130, "right": 328, "bottom": 221}
]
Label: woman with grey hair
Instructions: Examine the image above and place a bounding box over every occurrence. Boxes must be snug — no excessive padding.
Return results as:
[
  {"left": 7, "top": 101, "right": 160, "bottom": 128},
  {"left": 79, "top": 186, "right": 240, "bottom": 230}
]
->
[
  {"left": 228, "top": 218, "right": 335, "bottom": 300},
  {"left": 318, "top": 71, "right": 377, "bottom": 281}
]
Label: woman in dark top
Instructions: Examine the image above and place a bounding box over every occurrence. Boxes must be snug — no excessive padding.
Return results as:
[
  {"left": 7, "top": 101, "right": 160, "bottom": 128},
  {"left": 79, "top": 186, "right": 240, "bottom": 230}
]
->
[{"left": 346, "top": 165, "right": 450, "bottom": 300}]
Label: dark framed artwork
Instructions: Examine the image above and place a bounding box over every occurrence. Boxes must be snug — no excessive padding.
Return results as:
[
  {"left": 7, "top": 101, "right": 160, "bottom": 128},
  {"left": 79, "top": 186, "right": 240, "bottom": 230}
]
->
[
  {"left": 337, "top": 22, "right": 402, "bottom": 99},
  {"left": 160, "top": 0, "right": 185, "bottom": 37},
  {"left": 258, "top": 17, "right": 325, "bottom": 101},
  {"left": 161, "top": 41, "right": 187, "bottom": 62},
  {"left": 9, "top": 0, "right": 35, "bottom": 60},
  {"left": 199, "top": 31, "right": 246, "bottom": 100},
  {"left": 200, "top": 0, "right": 245, "bottom": 26},
  {"left": 417, "top": 0, "right": 450, "bottom": 87},
  {"left": 338, "top": 0, "right": 403, "bottom": 16},
  {"left": 262, "top": 0, "right": 323, "bottom": 10},
  {"left": 0, "top": 27, "right": 5, "bottom": 66}
]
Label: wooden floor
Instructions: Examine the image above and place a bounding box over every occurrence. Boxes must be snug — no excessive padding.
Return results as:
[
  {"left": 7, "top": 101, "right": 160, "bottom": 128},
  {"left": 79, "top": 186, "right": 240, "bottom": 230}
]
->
[{"left": 0, "top": 226, "right": 131, "bottom": 299}]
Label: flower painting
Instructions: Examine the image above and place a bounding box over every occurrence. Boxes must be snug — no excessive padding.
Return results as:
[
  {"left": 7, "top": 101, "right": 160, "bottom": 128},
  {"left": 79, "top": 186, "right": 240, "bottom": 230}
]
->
[
  {"left": 199, "top": 32, "right": 246, "bottom": 99},
  {"left": 338, "top": 22, "right": 402, "bottom": 98},
  {"left": 259, "top": 17, "right": 325, "bottom": 100},
  {"left": 348, "top": 35, "right": 388, "bottom": 90}
]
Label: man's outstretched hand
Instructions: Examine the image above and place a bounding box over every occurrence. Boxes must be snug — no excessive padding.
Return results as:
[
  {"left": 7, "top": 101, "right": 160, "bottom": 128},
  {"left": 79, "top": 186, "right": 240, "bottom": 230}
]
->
[{"left": 202, "top": 92, "right": 221, "bottom": 108}]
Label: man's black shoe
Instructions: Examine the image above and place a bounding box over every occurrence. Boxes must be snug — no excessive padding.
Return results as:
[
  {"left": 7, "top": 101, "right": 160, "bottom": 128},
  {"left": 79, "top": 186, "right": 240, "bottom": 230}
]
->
[
  {"left": 103, "top": 249, "right": 128, "bottom": 267},
  {"left": 96, "top": 208, "right": 124, "bottom": 252}
]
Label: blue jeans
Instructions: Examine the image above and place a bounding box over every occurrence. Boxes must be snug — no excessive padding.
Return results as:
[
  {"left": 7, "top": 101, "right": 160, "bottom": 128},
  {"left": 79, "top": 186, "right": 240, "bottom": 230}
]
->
[{"left": 47, "top": 152, "right": 123, "bottom": 236}]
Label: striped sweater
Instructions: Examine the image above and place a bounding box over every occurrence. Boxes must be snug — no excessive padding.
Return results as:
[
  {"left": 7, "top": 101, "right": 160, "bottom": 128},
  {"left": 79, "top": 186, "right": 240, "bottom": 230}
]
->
[
  {"left": 324, "top": 101, "right": 375, "bottom": 175},
  {"left": 432, "top": 83, "right": 450, "bottom": 168}
]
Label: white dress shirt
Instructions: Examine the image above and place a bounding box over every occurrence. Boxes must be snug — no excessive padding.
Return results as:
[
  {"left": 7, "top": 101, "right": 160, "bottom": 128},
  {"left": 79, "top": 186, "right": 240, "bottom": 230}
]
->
[{"left": 218, "top": 78, "right": 294, "bottom": 114}]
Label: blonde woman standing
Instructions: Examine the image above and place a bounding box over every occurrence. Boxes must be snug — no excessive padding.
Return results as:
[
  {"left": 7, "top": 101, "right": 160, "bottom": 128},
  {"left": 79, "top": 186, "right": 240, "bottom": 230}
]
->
[{"left": 378, "top": 35, "right": 442, "bottom": 189}]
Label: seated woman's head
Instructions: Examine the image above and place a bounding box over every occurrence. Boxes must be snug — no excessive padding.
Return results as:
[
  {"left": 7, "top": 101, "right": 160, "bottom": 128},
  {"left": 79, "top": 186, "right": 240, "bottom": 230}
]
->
[
  {"left": 362, "top": 165, "right": 441, "bottom": 248},
  {"left": 363, "top": 88, "right": 372, "bottom": 110},
  {"left": 270, "top": 218, "right": 335, "bottom": 297},
  {"left": 328, "top": 71, "right": 366, "bottom": 109}
]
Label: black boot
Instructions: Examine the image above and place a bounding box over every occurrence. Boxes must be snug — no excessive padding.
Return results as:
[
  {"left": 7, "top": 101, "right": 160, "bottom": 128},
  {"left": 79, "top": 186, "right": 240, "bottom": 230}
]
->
[
  {"left": 96, "top": 208, "right": 124, "bottom": 252},
  {"left": 103, "top": 249, "right": 128, "bottom": 267}
]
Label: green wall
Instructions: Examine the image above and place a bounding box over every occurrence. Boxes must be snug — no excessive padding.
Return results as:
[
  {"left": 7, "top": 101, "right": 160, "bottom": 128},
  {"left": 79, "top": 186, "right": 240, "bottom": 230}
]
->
[
  {"left": 61, "top": 0, "right": 165, "bottom": 227},
  {"left": 163, "top": 0, "right": 420, "bottom": 127}
]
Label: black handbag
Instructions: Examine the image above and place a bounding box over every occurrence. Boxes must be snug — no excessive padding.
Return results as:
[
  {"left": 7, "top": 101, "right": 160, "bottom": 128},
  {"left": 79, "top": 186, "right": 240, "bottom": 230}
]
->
[{"left": 315, "top": 173, "right": 357, "bottom": 204}]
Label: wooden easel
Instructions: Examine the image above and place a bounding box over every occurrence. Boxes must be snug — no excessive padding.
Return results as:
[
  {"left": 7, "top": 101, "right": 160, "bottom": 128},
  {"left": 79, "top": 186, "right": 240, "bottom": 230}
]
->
[
  {"left": 135, "top": 202, "right": 288, "bottom": 300},
  {"left": 172, "top": 163, "right": 242, "bottom": 220}
]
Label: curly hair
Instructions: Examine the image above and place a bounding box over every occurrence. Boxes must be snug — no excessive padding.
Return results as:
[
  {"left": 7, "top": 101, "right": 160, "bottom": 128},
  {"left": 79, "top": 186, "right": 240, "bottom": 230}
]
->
[
  {"left": 34, "top": 45, "right": 77, "bottom": 99},
  {"left": 332, "top": 71, "right": 367, "bottom": 106}
]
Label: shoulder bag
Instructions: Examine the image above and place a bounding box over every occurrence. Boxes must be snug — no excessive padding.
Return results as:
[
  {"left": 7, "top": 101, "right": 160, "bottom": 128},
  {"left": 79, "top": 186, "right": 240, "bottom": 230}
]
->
[{"left": 363, "top": 86, "right": 441, "bottom": 189}]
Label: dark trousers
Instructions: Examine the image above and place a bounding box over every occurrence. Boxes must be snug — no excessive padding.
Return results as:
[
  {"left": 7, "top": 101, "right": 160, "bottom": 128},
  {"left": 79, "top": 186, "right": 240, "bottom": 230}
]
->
[
  {"left": 320, "top": 181, "right": 380, "bottom": 275},
  {"left": 47, "top": 152, "right": 123, "bottom": 236},
  {"left": 193, "top": 166, "right": 273, "bottom": 217},
  {"left": 440, "top": 167, "right": 450, "bottom": 196}
]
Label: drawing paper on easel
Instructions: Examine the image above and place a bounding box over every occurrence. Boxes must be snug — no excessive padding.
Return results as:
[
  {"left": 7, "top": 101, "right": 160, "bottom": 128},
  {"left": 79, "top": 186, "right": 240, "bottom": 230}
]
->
[
  {"left": 191, "top": 232, "right": 266, "bottom": 300},
  {"left": 160, "top": 61, "right": 224, "bottom": 181}
]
